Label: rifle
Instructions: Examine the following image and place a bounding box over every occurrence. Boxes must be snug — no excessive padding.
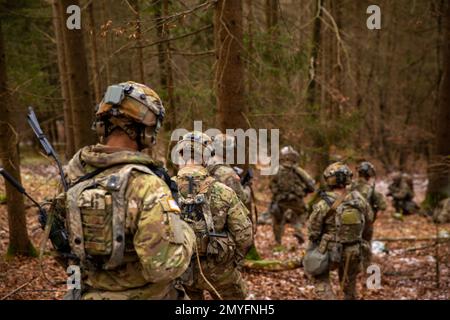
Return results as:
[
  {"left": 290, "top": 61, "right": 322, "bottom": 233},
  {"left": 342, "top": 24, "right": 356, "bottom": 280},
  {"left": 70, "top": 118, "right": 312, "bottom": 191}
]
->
[
  {"left": 0, "top": 167, "right": 71, "bottom": 254},
  {"left": 27, "top": 106, "right": 68, "bottom": 192}
]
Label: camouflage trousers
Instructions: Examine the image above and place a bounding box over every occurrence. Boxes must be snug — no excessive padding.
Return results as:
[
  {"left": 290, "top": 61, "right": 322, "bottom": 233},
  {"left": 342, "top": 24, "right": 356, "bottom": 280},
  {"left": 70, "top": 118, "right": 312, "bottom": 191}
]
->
[
  {"left": 270, "top": 197, "right": 307, "bottom": 245},
  {"left": 66, "top": 281, "right": 186, "bottom": 300},
  {"left": 313, "top": 244, "right": 362, "bottom": 300},
  {"left": 184, "top": 257, "right": 247, "bottom": 300}
]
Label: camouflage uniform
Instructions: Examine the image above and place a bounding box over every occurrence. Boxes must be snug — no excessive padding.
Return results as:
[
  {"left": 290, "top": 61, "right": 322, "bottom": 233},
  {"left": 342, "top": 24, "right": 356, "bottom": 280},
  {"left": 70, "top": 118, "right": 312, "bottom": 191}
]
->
[
  {"left": 64, "top": 144, "right": 195, "bottom": 300},
  {"left": 207, "top": 163, "right": 249, "bottom": 206},
  {"left": 388, "top": 173, "right": 418, "bottom": 215},
  {"left": 57, "top": 82, "right": 195, "bottom": 300},
  {"left": 351, "top": 178, "right": 386, "bottom": 240},
  {"left": 269, "top": 163, "right": 315, "bottom": 245},
  {"left": 174, "top": 165, "right": 253, "bottom": 300},
  {"left": 433, "top": 198, "right": 450, "bottom": 224},
  {"left": 306, "top": 163, "right": 373, "bottom": 300}
]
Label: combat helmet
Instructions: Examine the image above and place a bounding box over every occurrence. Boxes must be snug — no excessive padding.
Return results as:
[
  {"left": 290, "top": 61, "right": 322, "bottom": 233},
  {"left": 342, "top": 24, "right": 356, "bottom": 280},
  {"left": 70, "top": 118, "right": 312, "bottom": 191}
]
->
[
  {"left": 280, "top": 145, "right": 300, "bottom": 164},
  {"left": 323, "top": 162, "right": 353, "bottom": 188},
  {"left": 357, "top": 161, "right": 376, "bottom": 178},
  {"left": 174, "top": 131, "right": 215, "bottom": 166},
  {"left": 93, "top": 81, "right": 165, "bottom": 149}
]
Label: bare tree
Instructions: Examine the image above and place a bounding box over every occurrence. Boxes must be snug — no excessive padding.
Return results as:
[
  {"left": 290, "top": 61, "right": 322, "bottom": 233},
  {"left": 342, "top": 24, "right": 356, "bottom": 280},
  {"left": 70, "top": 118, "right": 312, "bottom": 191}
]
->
[
  {"left": 426, "top": 1, "right": 450, "bottom": 209},
  {"left": 214, "top": 0, "right": 247, "bottom": 132},
  {"left": 0, "top": 21, "right": 35, "bottom": 257},
  {"left": 59, "top": 0, "right": 95, "bottom": 150},
  {"left": 51, "top": 0, "right": 75, "bottom": 158}
]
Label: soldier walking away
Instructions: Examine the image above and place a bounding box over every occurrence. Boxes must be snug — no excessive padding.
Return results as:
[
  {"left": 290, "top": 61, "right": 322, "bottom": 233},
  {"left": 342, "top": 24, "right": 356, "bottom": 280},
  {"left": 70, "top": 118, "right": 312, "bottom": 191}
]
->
[
  {"left": 351, "top": 161, "right": 387, "bottom": 266},
  {"left": 268, "top": 146, "right": 315, "bottom": 246},
  {"left": 53, "top": 82, "right": 195, "bottom": 300},
  {"left": 387, "top": 172, "right": 420, "bottom": 219},
  {"left": 305, "top": 162, "right": 373, "bottom": 300},
  {"left": 173, "top": 131, "right": 253, "bottom": 300}
]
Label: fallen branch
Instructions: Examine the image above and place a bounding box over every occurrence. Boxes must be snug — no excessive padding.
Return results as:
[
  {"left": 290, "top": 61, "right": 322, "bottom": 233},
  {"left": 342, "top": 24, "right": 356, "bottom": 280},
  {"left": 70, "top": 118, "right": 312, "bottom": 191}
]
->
[
  {"left": 1, "top": 276, "right": 38, "bottom": 300},
  {"left": 244, "top": 257, "right": 303, "bottom": 272}
]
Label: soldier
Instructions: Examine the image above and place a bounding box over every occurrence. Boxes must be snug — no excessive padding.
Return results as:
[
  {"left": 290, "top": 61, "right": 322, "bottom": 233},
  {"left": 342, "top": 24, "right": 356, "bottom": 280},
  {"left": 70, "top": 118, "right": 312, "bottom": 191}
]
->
[
  {"left": 207, "top": 133, "right": 250, "bottom": 208},
  {"left": 433, "top": 198, "right": 450, "bottom": 224},
  {"left": 268, "top": 146, "right": 315, "bottom": 246},
  {"left": 60, "top": 81, "right": 195, "bottom": 300},
  {"left": 351, "top": 162, "right": 387, "bottom": 240},
  {"left": 387, "top": 172, "right": 419, "bottom": 217},
  {"left": 305, "top": 162, "right": 373, "bottom": 300},
  {"left": 173, "top": 131, "right": 253, "bottom": 300}
]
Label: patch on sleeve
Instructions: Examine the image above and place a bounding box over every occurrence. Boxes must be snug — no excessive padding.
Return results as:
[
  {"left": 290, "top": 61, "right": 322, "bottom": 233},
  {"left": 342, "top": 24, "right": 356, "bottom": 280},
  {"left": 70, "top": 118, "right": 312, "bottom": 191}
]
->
[{"left": 159, "top": 195, "right": 181, "bottom": 213}]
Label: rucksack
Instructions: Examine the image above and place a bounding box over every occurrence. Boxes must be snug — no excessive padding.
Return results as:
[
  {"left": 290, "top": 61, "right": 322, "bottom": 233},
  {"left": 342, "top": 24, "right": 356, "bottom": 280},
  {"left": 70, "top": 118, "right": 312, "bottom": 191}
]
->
[
  {"left": 177, "top": 175, "right": 234, "bottom": 263},
  {"left": 66, "top": 164, "right": 153, "bottom": 270}
]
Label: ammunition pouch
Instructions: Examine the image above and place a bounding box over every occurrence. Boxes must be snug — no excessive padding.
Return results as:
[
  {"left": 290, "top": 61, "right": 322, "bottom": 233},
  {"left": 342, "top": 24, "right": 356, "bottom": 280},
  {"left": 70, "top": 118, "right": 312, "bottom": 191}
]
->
[{"left": 207, "top": 232, "right": 236, "bottom": 265}]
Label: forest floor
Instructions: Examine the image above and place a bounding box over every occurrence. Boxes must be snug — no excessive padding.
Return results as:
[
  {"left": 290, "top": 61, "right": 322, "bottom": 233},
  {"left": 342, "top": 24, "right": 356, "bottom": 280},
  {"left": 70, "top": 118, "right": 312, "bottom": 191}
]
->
[{"left": 0, "top": 164, "right": 449, "bottom": 300}]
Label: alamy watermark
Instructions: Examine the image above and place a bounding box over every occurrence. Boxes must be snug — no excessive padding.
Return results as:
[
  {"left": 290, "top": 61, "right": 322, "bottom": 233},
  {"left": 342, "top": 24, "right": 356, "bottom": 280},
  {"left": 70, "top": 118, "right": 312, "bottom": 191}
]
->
[{"left": 170, "top": 121, "right": 279, "bottom": 175}]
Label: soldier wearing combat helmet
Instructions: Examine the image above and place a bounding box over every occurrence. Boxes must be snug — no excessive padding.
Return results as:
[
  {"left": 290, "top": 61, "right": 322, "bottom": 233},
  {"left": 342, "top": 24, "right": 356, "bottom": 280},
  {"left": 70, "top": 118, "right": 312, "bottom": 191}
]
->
[
  {"left": 59, "top": 81, "right": 195, "bottom": 300},
  {"left": 173, "top": 131, "right": 253, "bottom": 300},
  {"left": 305, "top": 162, "right": 372, "bottom": 300},
  {"left": 268, "top": 145, "right": 315, "bottom": 246},
  {"left": 207, "top": 133, "right": 250, "bottom": 207}
]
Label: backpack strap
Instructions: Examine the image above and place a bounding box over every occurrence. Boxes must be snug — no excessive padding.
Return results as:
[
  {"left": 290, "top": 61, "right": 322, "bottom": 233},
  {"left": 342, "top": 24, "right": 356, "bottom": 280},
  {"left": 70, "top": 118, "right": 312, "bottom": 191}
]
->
[{"left": 66, "top": 164, "right": 152, "bottom": 270}]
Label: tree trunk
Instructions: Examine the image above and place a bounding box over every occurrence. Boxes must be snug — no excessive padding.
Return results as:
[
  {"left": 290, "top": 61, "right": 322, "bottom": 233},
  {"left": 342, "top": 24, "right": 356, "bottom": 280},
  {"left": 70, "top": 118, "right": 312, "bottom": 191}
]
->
[
  {"left": 51, "top": 0, "right": 75, "bottom": 158},
  {"left": 154, "top": 0, "right": 176, "bottom": 131},
  {"left": 59, "top": 0, "right": 95, "bottom": 150},
  {"left": 87, "top": 1, "right": 102, "bottom": 103},
  {"left": 0, "top": 21, "right": 36, "bottom": 257},
  {"left": 425, "top": 2, "right": 450, "bottom": 209},
  {"left": 129, "top": 0, "right": 145, "bottom": 84},
  {"left": 306, "top": 0, "right": 327, "bottom": 177},
  {"left": 265, "top": 0, "right": 279, "bottom": 34},
  {"left": 214, "top": 0, "right": 247, "bottom": 132},
  {"left": 99, "top": 0, "right": 111, "bottom": 86},
  {"left": 306, "top": 0, "right": 324, "bottom": 109}
]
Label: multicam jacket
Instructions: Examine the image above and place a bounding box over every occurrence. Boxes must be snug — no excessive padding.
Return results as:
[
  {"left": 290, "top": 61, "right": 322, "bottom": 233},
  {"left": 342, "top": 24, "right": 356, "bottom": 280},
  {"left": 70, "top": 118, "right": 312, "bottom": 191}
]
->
[
  {"left": 207, "top": 163, "right": 248, "bottom": 205},
  {"left": 308, "top": 190, "right": 373, "bottom": 245},
  {"left": 270, "top": 164, "right": 315, "bottom": 201},
  {"left": 63, "top": 144, "right": 195, "bottom": 298},
  {"left": 351, "top": 178, "right": 387, "bottom": 215},
  {"left": 388, "top": 179, "right": 414, "bottom": 201},
  {"left": 174, "top": 165, "right": 253, "bottom": 264}
]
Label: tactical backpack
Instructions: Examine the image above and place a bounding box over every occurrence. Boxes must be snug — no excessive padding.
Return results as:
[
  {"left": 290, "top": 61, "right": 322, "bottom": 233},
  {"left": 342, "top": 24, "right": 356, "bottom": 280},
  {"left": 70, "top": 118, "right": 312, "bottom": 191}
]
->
[
  {"left": 66, "top": 164, "right": 153, "bottom": 270},
  {"left": 177, "top": 175, "right": 235, "bottom": 264}
]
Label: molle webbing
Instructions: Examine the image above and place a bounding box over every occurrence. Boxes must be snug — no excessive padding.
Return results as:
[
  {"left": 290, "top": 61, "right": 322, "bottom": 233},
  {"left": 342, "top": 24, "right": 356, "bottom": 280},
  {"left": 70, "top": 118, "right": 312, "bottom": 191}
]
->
[{"left": 66, "top": 164, "right": 152, "bottom": 270}]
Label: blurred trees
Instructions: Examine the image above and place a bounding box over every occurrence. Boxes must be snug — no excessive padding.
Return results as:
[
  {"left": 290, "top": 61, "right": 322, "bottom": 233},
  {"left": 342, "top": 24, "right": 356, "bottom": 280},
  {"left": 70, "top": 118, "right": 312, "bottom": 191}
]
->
[
  {"left": 425, "top": 1, "right": 450, "bottom": 209},
  {"left": 0, "top": 0, "right": 448, "bottom": 256},
  {"left": 0, "top": 17, "right": 35, "bottom": 257}
]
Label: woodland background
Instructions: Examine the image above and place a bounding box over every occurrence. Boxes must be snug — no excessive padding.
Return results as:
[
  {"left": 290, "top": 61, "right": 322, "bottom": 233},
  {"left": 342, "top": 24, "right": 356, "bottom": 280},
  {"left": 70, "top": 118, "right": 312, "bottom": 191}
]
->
[{"left": 0, "top": 0, "right": 449, "bottom": 299}]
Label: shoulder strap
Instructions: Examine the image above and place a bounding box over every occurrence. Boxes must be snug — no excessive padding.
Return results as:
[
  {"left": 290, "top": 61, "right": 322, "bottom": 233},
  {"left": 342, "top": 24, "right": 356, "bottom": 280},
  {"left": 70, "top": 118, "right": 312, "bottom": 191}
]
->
[
  {"left": 66, "top": 164, "right": 152, "bottom": 271},
  {"left": 320, "top": 190, "right": 348, "bottom": 220},
  {"left": 71, "top": 163, "right": 178, "bottom": 202}
]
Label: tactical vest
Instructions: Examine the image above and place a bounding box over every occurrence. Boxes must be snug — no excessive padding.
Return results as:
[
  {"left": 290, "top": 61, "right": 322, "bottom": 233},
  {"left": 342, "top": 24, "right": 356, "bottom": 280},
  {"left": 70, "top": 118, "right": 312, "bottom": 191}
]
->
[
  {"left": 275, "top": 166, "right": 306, "bottom": 198},
  {"left": 323, "top": 191, "right": 366, "bottom": 245},
  {"left": 334, "top": 192, "right": 365, "bottom": 244},
  {"left": 66, "top": 164, "right": 153, "bottom": 270}
]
